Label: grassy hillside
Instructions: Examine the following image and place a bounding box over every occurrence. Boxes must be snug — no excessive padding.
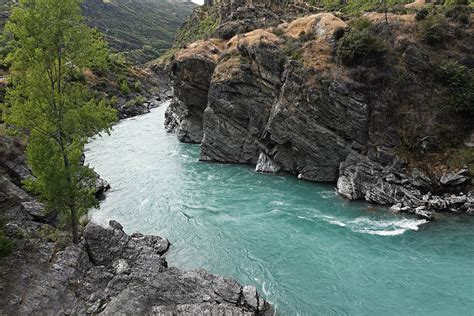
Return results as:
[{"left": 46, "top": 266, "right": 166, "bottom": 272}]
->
[
  {"left": 82, "top": 0, "right": 197, "bottom": 64},
  {"left": 0, "top": 0, "right": 196, "bottom": 64}
]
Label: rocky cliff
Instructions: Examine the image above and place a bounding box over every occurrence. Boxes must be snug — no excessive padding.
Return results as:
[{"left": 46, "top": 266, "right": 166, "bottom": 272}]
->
[{"left": 166, "top": 3, "right": 474, "bottom": 219}]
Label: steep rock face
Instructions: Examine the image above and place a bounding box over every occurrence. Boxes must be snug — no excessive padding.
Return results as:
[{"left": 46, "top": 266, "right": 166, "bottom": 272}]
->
[
  {"left": 200, "top": 30, "right": 285, "bottom": 164},
  {"left": 166, "top": 40, "right": 223, "bottom": 143},
  {"left": 198, "top": 14, "right": 367, "bottom": 181},
  {"left": 263, "top": 62, "right": 368, "bottom": 181}
]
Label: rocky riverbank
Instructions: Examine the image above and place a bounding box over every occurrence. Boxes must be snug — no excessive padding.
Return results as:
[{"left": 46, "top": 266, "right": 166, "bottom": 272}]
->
[
  {"left": 0, "top": 108, "right": 272, "bottom": 314},
  {"left": 0, "top": 171, "right": 273, "bottom": 315},
  {"left": 165, "top": 3, "right": 473, "bottom": 220}
]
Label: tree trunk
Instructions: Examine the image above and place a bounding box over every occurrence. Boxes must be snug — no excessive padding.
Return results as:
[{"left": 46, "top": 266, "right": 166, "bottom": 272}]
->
[
  {"left": 70, "top": 202, "right": 79, "bottom": 244},
  {"left": 61, "top": 146, "right": 80, "bottom": 244}
]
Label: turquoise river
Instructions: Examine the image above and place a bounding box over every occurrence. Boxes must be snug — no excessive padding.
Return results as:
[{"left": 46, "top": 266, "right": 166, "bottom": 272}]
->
[{"left": 86, "top": 102, "right": 474, "bottom": 315}]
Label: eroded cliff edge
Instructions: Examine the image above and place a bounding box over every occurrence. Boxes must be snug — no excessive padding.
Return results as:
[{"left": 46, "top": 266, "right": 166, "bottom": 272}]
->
[{"left": 165, "top": 4, "right": 473, "bottom": 219}]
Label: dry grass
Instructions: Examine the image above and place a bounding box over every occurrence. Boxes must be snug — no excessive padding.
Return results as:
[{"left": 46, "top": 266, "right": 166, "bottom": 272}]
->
[
  {"left": 405, "top": 0, "right": 427, "bottom": 9},
  {"left": 226, "top": 29, "right": 280, "bottom": 53},
  {"left": 83, "top": 68, "right": 99, "bottom": 85},
  {"left": 363, "top": 12, "right": 416, "bottom": 24},
  {"left": 300, "top": 39, "right": 334, "bottom": 70},
  {"left": 283, "top": 13, "right": 347, "bottom": 40},
  {"left": 212, "top": 56, "right": 242, "bottom": 82},
  {"left": 175, "top": 39, "right": 224, "bottom": 62}
]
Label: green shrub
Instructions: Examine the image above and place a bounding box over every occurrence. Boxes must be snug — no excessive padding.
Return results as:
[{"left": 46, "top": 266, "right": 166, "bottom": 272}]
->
[
  {"left": 124, "top": 95, "right": 147, "bottom": 108},
  {"left": 336, "top": 30, "right": 386, "bottom": 65},
  {"left": 333, "top": 27, "right": 346, "bottom": 41},
  {"left": 444, "top": 0, "right": 469, "bottom": 6},
  {"left": 436, "top": 61, "right": 474, "bottom": 114},
  {"left": 419, "top": 15, "right": 448, "bottom": 45},
  {"left": 37, "top": 225, "right": 60, "bottom": 242},
  {"left": 445, "top": 5, "right": 470, "bottom": 24},
  {"left": 133, "top": 81, "right": 142, "bottom": 92},
  {"left": 0, "top": 231, "right": 12, "bottom": 257},
  {"left": 149, "top": 86, "right": 160, "bottom": 95},
  {"left": 120, "top": 79, "right": 131, "bottom": 96},
  {"left": 109, "top": 95, "right": 118, "bottom": 106},
  {"left": 415, "top": 8, "right": 429, "bottom": 21},
  {"left": 351, "top": 17, "right": 372, "bottom": 31}
]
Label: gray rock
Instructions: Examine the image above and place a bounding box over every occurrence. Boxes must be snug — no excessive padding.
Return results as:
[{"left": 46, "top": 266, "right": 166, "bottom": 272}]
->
[
  {"left": 337, "top": 153, "right": 423, "bottom": 206},
  {"left": 255, "top": 152, "right": 281, "bottom": 173},
  {"left": 165, "top": 41, "right": 222, "bottom": 144},
  {"left": 200, "top": 40, "right": 285, "bottom": 165},
  {"left": 410, "top": 168, "right": 432, "bottom": 189},
  {"left": 242, "top": 285, "right": 259, "bottom": 310},
  {"left": 84, "top": 220, "right": 131, "bottom": 266},
  {"left": 1, "top": 219, "right": 273, "bottom": 315},
  {"left": 440, "top": 170, "right": 469, "bottom": 187},
  {"left": 413, "top": 206, "right": 432, "bottom": 220},
  {"left": 389, "top": 203, "right": 402, "bottom": 213}
]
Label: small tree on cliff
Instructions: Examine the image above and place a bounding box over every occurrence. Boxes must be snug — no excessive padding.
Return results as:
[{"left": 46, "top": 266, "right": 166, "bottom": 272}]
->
[{"left": 2, "top": 0, "right": 116, "bottom": 243}]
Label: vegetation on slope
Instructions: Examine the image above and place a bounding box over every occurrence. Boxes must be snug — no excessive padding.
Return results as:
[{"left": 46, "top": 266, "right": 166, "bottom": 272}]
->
[
  {"left": 0, "top": 0, "right": 196, "bottom": 65},
  {"left": 82, "top": 0, "right": 196, "bottom": 64}
]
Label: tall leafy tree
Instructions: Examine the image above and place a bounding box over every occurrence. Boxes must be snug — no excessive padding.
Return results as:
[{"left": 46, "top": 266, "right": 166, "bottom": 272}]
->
[{"left": 2, "top": 0, "right": 117, "bottom": 243}]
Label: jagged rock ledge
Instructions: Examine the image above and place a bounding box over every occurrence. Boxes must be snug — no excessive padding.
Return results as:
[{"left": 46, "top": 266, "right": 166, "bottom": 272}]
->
[
  {"left": 81, "top": 220, "right": 274, "bottom": 315},
  {"left": 1, "top": 217, "right": 273, "bottom": 315},
  {"left": 337, "top": 154, "right": 473, "bottom": 220}
]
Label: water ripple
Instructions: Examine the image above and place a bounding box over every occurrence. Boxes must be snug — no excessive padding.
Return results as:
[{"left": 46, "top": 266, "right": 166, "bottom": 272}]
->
[{"left": 86, "top": 102, "right": 474, "bottom": 315}]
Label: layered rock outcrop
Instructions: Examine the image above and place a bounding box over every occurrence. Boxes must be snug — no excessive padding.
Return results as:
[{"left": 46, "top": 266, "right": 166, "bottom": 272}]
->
[
  {"left": 167, "top": 10, "right": 473, "bottom": 217},
  {"left": 166, "top": 40, "right": 224, "bottom": 143}
]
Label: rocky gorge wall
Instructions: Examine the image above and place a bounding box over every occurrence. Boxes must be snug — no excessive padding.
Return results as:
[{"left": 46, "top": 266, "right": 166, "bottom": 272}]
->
[{"left": 165, "top": 10, "right": 473, "bottom": 219}]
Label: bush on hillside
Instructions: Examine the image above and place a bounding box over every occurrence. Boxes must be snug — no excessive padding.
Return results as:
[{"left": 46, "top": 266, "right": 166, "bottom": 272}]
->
[
  {"left": 436, "top": 60, "right": 474, "bottom": 114},
  {"left": 415, "top": 8, "right": 429, "bottom": 21},
  {"left": 445, "top": 5, "right": 470, "bottom": 24},
  {"left": 123, "top": 95, "right": 147, "bottom": 109},
  {"left": 444, "top": 0, "right": 469, "bottom": 5},
  {"left": 419, "top": 15, "right": 448, "bottom": 45},
  {"left": 350, "top": 17, "right": 372, "bottom": 31},
  {"left": 119, "top": 79, "right": 131, "bottom": 96},
  {"left": 0, "top": 236, "right": 12, "bottom": 256},
  {"left": 336, "top": 29, "right": 386, "bottom": 65},
  {"left": 333, "top": 27, "right": 346, "bottom": 41}
]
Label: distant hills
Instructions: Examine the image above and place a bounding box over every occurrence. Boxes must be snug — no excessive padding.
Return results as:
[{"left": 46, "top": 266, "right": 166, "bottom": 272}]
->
[
  {"left": 82, "top": 0, "right": 197, "bottom": 64},
  {"left": 0, "top": 0, "right": 197, "bottom": 64}
]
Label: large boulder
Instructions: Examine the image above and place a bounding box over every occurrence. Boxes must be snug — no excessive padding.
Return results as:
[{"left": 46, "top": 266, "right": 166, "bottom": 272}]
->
[{"left": 337, "top": 153, "right": 424, "bottom": 206}]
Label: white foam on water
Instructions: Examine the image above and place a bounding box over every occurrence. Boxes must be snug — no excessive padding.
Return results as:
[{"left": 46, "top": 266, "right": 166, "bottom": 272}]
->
[
  {"left": 355, "top": 228, "right": 408, "bottom": 236},
  {"left": 316, "top": 213, "right": 429, "bottom": 236},
  {"left": 320, "top": 190, "right": 338, "bottom": 199}
]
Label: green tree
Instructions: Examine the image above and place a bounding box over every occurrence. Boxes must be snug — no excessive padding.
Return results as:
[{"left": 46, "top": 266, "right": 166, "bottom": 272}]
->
[{"left": 2, "top": 0, "right": 117, "bottom": 243}]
